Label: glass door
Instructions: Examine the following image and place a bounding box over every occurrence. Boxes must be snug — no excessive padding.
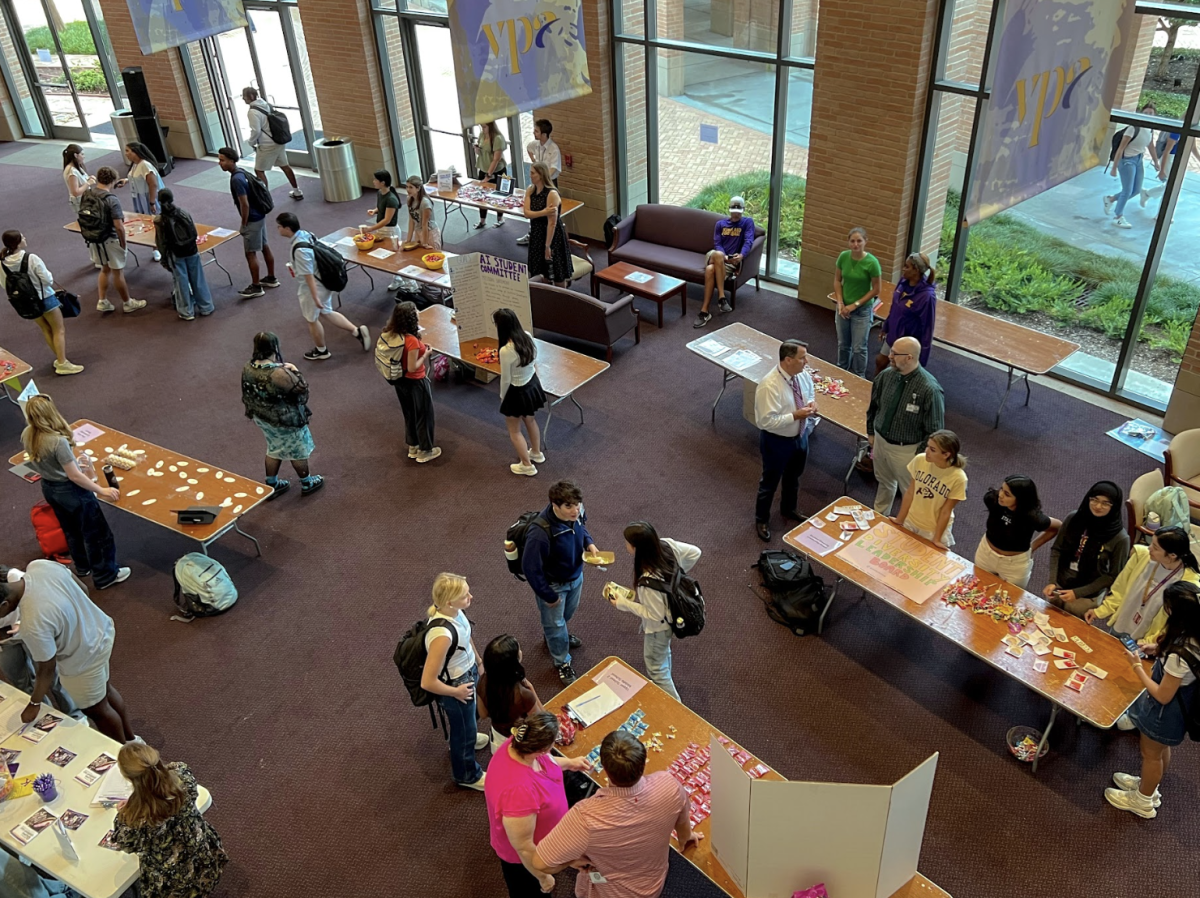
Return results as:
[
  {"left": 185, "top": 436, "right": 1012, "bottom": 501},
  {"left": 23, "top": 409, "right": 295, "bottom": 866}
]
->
[{"left": 5, "top": 0, "right": 89, "bottom": 140}]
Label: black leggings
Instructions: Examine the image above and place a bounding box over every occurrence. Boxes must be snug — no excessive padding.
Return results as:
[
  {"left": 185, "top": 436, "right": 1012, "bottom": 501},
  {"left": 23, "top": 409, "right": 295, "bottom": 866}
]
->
[
  {"left": 500, "top": 860, "right": 543, "bottom": 898},
  {"left": 479, "top": 169, "right": 506, "bottom": 222}
]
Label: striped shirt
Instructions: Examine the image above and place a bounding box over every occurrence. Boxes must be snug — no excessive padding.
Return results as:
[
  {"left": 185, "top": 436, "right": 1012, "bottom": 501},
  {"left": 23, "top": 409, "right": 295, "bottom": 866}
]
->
[
  {"left": 866, "top": 364, "right": 944, "bottom": 447},
  {"left": 537, "top": 771, "right": 687, "bottom": 898}
]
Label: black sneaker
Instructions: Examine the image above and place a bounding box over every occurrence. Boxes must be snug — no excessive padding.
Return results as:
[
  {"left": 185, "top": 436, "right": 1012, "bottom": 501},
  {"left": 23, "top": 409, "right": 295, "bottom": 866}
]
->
[
  {"left": 556, "top": 663, "right": 578, "bottom": 685},
  {"left": 304, "top": 347, "right": 332, "bottom": 361},
  {"left": 568, "top": 634, "right": 582, "bottom": 649},
  {"left": 267, "top": 479, "right": 290, "bottom": 500},
  {"left": 718, "top": 298, "right": 732, "bottom": 314},
  {"left": 692, "top": 311, "right": 712, "bottom": 328},
  {"left": 260, "top": 276, "right": 281, "bottom": 289},
  {"left": 301, "top": 475, "right": 325, "bottom": 496},
  {"left": 238, "top": 284, "right": 265, "bottom": 299}
]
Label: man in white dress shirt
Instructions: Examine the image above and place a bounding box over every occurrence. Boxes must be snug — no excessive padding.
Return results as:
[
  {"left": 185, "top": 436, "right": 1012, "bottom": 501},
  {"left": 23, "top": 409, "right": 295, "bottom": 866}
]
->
[
  {"left": 753, "top": 339, "right": 818, "bottom": 542},
  {"left": 517, "top": 119, "right": 562, "bottom": 246}
]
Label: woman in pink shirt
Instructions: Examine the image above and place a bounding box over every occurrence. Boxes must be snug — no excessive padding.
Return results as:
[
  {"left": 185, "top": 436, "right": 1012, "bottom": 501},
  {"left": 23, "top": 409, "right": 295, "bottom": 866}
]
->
[{"left": 485, "top": 711, "right": 592, "bottom": 896}]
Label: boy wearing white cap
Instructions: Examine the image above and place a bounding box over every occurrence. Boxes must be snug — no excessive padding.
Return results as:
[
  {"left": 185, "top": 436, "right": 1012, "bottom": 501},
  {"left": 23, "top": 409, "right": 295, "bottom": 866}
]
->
[{"left": 694, "top": 195, "right": 755, "bottom": 328}]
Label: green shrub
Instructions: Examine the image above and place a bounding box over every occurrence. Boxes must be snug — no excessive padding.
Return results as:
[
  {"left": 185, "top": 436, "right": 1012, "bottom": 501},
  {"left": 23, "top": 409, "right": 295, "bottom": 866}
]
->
[
  {"left": 71, "top": 69, "right": 106, "bottom": 93},
  {"left": 685, "top": 171, "right": 806, "bottom": 257},
  {"left": 1147, "top": 319, "right": 1193, "bottom": 360},
  {"left": 1149, "top": 47, "right": 1200, "bottom": 61},
  {"left": 1139, "top": 90, "right": 1189, "bottom": 120},
  {"left": 23, "top": 21, "right": 97, "bottom": 56}
]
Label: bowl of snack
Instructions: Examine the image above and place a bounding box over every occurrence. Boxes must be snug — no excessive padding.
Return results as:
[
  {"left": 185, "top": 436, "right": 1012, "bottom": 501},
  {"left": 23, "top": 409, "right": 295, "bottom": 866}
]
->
[
  {"left": 422, "top": 252, "right": 446, "bottom": 270},
  {"left": 353, "top": 233, "right": 377, "bottom": 251}
]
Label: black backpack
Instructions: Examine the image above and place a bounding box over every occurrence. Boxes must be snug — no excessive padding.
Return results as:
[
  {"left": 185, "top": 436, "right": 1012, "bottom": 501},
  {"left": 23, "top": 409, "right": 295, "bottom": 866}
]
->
[
  {"left": 253, "top": 103, "right": 292, "bottom": 145},
  {"left": 1, "top": 255, "right": 47, "bottom": 320},
  {"left": 603, "top": 213, "right": 622, "bottom": 249},
  {"left": 394, "top": 618, "right": 459, "bottom": 730},
  {"left": 162, "top": 209, "right": 198, "bottom": 257},
  {"left": 77, "top": 188, "right": 115, "bottom": 244},
  {"left": 231, "top": 171, "right": 274, "bottom": 216},
  {"left": 505, "top": 511, "right": 551, "bottom": 580},
  {"left": 753, "top": 550, "right": 829, "bottom": 636},
  {"left": 291, "top": 240, "right": 349, "bottom": 292},
  {"left": 1109, "top": 126, "right": 1140, "bottom": 164},
  {"left": 1172, "top": 648, "right": 1200, "bottom": 742},
  {"left": 639, "top": 565, "right": 705, "bottom": 639}
]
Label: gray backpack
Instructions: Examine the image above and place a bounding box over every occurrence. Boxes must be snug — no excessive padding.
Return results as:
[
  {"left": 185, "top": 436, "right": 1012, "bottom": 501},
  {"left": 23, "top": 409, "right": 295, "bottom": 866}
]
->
[{"left": 1145, "top": 486, "right": 1190, "bottom": 531}]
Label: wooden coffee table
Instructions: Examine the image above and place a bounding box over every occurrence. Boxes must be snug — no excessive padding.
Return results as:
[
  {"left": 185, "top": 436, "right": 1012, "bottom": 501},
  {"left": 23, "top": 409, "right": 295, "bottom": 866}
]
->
[{"left": 592, "top": 261, "right": 686, "bottom": 328}]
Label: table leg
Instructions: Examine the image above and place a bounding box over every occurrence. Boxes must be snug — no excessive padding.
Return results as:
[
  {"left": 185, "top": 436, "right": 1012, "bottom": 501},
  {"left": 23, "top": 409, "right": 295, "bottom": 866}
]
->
[
  {"left": 818, "top": 577, "right": 840, "bottom": 635},
  {"left": 1031, "top": 703, "right": 1059, "bottom": 774},
  {"left": 233, "top": 520, "right": 263, "bottom": 557},
  {"left": 127, "top": 247, "right": 140, "bottom": 269},
  {"left": 205, "top": 248, "right": 234, "bottom": 286},
  {"left": 353, "top": 262, "right": 375, "bottom": 292},
  {"left": 994, "top": 366, "right": 1018, "bottom": 429},
  {"left": 1, "top": 380, "right": 20, "bottom": 406},
  {"left": 657, "top": 299, "right": 664, "bottom": 329},
  {"left": 711, "top": 370, "right": 735, "bottom": 422},
  {"left": 1022, "top": 371, "right": 1032, "bottom": 407},
  {"left": 678, "top": 285, "right": 687, "bottom": 318}
]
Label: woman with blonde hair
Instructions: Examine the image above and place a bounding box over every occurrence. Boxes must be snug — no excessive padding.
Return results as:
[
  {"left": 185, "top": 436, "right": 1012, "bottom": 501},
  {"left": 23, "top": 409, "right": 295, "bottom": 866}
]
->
[
  {"left": 420, "top": 572, "right": 487, "bottom": 789},
  {"left": 113, "top": 741, "right": 228, "bottom": 897},
  {"left": 474, "top": 121, "right": 508, "bottom": 228},
  {"left": 523, "top": 162, "right": 571, "bottom": 286},
  {"left": 403, "top": 174, "right": 441, "bottom": 249},
  {"left": 21, "top": 395, "right": 128, "bottom": 588},
  {"left": 893, "top": 429, "right": 967, "bottom": 548}
]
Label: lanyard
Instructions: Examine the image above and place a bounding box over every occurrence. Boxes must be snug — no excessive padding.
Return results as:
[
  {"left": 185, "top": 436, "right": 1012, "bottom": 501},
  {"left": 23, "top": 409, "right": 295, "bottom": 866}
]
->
[{"left": 1141, "top": 565, "right": 1182, "bottom": 608}]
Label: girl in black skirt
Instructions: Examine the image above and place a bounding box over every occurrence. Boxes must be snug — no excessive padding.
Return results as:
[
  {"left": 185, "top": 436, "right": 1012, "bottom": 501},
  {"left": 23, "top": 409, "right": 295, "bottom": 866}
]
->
[{"left": 494, "top": 308, "right": 546, "bottom": 476}]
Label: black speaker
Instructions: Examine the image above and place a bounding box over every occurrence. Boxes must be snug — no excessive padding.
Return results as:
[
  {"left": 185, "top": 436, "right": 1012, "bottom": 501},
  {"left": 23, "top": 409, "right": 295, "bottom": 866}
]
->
[
  {"left": 132, "top": 114, "right": 173, "bottom": 176},
  {"left": 121, "top": 66, "right": 154, "bottom": 117}
]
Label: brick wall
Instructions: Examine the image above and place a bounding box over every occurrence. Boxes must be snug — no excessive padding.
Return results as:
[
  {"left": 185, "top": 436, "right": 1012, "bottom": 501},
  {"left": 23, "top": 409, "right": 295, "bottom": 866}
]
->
[
  {"left": 530, "top": 0, "right": 617, "bottom": 240},
  {"left": 1113, "top": 14, "right": 1157, "bottom": 113},
  {"left": 1165, "top": 306, "right": 1200, "bottom": 431},
  {"left": 297, "top": 0, "right": 392, "bottom": 189},
  {"left": 797, "top": 0, "right": 940, "bottom": 307},
  {"left": 621, "top": 43, "right": 649, "bottom": 208}
]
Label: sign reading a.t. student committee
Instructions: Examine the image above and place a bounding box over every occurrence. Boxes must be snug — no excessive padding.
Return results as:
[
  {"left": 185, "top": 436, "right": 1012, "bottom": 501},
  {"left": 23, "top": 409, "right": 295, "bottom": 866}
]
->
[{"left": 964, "top": 0, "right": 1137, "bottom": 226}]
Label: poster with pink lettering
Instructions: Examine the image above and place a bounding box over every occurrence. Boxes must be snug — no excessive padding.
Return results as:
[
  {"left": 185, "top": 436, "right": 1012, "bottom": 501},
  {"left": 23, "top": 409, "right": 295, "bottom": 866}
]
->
[{"left": 838, "top": 525, "right": 969, "bottom": 605}]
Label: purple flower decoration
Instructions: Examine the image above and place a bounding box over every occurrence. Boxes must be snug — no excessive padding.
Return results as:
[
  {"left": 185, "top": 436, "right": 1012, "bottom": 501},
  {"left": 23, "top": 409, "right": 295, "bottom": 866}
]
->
[{"left": 33, "top": 773, "right": 55, "bottom": 794}]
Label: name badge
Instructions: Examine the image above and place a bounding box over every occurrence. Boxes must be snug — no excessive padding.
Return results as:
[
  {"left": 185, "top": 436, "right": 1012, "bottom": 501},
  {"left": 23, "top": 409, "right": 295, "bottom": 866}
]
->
[
  {"left": 1069, "top": 562, "right": 1079, "bottom": 572},
  {"left": 589, "top": 871, "right": 609, "bottom": 884},
  {"left": 905, "top": 403, "right": 920, "bottom": 413},
  {"left": 1133, "top": 611, "right": 1143, "bottom": 626}
]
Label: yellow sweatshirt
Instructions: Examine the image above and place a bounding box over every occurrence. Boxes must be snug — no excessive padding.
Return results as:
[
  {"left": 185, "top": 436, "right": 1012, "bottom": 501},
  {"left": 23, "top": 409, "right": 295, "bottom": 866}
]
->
[{"left": 1093, "top": 545, "right": 1200, "bottom": 642}]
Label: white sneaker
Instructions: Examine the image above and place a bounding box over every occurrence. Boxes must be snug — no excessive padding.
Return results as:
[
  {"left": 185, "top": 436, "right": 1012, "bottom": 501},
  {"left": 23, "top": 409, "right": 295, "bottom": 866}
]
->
[
  {"left": 529, "top": 451, "right": 546, "bottom": 464},
  {"left": 123, "top": 298, "right": 147, "bottom": 312},
  {"left": 1139, "top": 188, "right": 1150, "bottom": 208},
  {"left": 54, "top": 360, "right": 84, "bottom": 375},
  {"left": 97, "top": 298, "right": 115, "bottom": 312},
  {"left": 98, "top": 567, "right": 131, "bottom": 590},
  {"left": 510, "top": 463, "right": 538, "bottom": 476},
  {"left": 416, "top": 447, "right": 442, "bottom": 464},
  {"left": 1104, "top": 786, "right": 1157, "bottom": 818},
  {"left": 289, "top": 188, "right": 304, "bottom": 199},
  {"left": 459, "top": 773, "right": 486, "bottom": 791},
  {"left": 388, "top": 276, "right": 404, "bottom": 292},
  {"left": 356, "top": 325, "right": 371, "bottom": 352},
  {"left": 1103, "top": 195, "right": 1115, "bottom": 216},
  {"left": 1115, "top": 711, "right": 1135, "bottom": 731},
  {"left": 407, "top": 445, "right": 419, "bottom": 459},
  {"left": 152, "top": 250, "right": 162, "bottom": 262},
  {"left": 1112, "top": 772, "right": 1162, "bottom": 807},
  {"left": 475, "top": 732, "right": 489, "bottom": 750},
  {"left": 1114, "top": 216, "right": 1132, "bottom": 229}
]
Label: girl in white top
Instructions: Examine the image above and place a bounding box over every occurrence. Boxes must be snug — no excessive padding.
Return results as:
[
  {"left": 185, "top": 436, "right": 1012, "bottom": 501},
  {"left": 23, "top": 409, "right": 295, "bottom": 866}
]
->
[
  {"left": 493, "top": 308, "right": 547, "bottom": 477},
  {"left": 61, "top": 144, "right": 93, "bottom": 212},
  {"left": 1104, "top": 102, "right": 1161, "bottom": 229},
  {"left": 1105, "top": 581, "right": 1200, "bottom": 819},
  {"left": 119, "top": 142, "right": 164, "bottom": 215},
  {"left": 0, "top": 231, "right": 82, "bottom": 375},
  {"left": 420, "top": 572, "right": 487, "bottom": 790},
  {"left": 894, "top": 429, "right": 967, "bottom": 548},
  {"left": 607, "top": 522, "right": 702, "bottom": 701}
]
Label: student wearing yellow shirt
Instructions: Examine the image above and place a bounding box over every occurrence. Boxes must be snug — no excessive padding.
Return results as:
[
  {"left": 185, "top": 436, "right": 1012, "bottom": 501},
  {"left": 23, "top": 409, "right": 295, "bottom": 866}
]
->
[{"left": 893, "top": 430, "right": 967, "bottom": 548}]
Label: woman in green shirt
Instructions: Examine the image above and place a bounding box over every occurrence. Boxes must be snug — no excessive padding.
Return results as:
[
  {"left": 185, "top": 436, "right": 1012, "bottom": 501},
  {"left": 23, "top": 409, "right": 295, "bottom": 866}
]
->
[
  {"left": 363, "top": 169, "right": 402, "bottom": 237},
  {"left": 474, "top": 121, "right": 508, "bottom": 229},
  {"left": 832, "top": 226, "right": 881, "bottom": 378}
]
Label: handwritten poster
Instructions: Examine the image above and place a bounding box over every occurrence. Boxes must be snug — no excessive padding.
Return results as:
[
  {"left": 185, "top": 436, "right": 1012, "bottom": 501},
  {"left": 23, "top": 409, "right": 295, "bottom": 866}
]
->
[
  {"left": 838, "top": 525, "right": 969, "bottom": 605},
  {"left": 447, "top": 252, "right": 532, "bottom": 344}
]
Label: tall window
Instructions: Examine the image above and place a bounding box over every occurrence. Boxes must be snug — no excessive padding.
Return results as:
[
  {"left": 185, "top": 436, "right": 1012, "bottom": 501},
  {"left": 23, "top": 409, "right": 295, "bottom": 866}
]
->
[
  {"left": 917, "top": 1, "right": 1200, "bottom": 411},
  {"left": 612, "top": 0, "right": 816, "bottom": 283}
]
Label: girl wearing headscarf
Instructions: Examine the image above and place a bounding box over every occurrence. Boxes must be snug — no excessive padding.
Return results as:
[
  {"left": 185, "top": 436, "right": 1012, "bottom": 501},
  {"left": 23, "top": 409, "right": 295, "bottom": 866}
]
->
[
  {"left": 876, "top": 251, "right": 937, "bottom": 373},
  {"left": 1043, "top": 481, "right": 1130, "bottom": 618}
]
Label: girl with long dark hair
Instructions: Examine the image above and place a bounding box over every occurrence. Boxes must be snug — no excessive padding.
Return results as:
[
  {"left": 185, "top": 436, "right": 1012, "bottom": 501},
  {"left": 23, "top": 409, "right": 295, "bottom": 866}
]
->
[
  {"left": 376, "top": 301, "right": 439, "bottom": 463},
  {"left": 478, "top": 635, "right": 542, "bottom": 752},
  {"left": 119, "top": 141, "right": 163, "bottom": 215},
  {"left": 0, "top": 230, "right": 82, "bottom": 374},
  {"left": 153, "top": 188, "right": 213, "bottom": 320},
  {"left": 973, "top": 475, "right": 1060, "bottom": 588},
  {"left": 1044, "top": 481, "right": 1130, "bottom": 618},
  {"left": 1105, "top": 581, "right": 1200, "bottom": 818},
  {"left": 606, "top": 521, "right": 702, "bottom": 700},
  {"left": 494, "top": 307, "right": 546, "bottom": 476},
  {"left": 61, "top": 143, "right": 92, "bottom": 212}
]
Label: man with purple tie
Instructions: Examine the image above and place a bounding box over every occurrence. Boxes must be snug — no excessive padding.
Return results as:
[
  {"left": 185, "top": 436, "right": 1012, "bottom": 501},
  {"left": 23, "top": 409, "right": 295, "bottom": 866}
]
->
[{"left": 753, "top": 339, "right": 818, "bottom": 542}]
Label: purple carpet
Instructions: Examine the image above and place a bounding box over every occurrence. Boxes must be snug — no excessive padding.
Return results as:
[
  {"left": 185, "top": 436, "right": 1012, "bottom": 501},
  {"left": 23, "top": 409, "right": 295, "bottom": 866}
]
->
[{"left": 0, "top": 140, "right": 1190, "bottom": 898}]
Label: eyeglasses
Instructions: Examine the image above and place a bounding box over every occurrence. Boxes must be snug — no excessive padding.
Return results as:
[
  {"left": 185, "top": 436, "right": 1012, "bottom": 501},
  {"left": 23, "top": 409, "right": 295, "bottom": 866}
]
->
[{"left": 888, "top": 352, "right": 911, "bottom": 359}]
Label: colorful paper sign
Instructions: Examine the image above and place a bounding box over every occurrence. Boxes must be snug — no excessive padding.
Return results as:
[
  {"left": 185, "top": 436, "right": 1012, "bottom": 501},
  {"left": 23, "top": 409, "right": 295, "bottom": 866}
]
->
[{"left": 838, "top": 525, "right": 969, "bottom": 605}]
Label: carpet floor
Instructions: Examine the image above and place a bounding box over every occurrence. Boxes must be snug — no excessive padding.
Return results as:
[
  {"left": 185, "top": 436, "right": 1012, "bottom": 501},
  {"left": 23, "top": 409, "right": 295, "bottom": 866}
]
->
[{"left": 0, "top": 139, "right": 1191, "bottom": 898}]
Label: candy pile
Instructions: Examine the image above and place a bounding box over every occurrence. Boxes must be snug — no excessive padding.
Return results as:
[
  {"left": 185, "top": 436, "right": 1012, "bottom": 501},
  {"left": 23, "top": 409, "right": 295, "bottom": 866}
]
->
[
  {"left": 474, "top": 347, "right": 499, "bottom": 364},
  {"left": 942, "top": 575, "right": 1034, "bottom": 626},
  {"left": 669, "top": 742, "right": 714, "bottom": 828},
  {"left": 459, "top": 185, "right": 525, "bottom": 210},
  {"left": 0, "top": 360, "right": 16, "bottom": 377},
  {"left": 805, "top": 367, "right": 850, "bottom": 399},
  {"left": 1011, "top": 734, "right": 1042, "bottom": 762}
]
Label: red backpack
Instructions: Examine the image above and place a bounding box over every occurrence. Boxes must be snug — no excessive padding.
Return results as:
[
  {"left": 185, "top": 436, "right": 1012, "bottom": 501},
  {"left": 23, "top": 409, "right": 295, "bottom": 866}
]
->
[{"left": 30, "top": 502, "right": 71, "bottom": 563}]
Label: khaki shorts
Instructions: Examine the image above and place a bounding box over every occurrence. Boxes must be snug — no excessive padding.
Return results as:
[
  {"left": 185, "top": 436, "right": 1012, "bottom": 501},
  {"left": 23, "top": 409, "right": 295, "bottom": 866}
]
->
[
  {"left": 298, "top": 285, "right": 335, "bottom": 323},
  {"left": 89, "top": 238, "right": 127, "bottom": 270},
  {"left": 59, "top": 658, "right": 110, "bottom": 709},
  {"left": 706, "top": 249, "right": 738, "bottom": 279},
  {"left": 255, "top": 142, "right": 290, "bottom": 171}
]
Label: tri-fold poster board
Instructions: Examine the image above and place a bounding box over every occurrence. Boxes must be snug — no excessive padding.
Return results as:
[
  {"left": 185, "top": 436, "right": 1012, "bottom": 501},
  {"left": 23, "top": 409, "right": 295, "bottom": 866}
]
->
[
  {"left": 710, "top": 739, "right": 938, "bottom": 898},
  {"left": 447, "top": 252, "right": 532, "bottom": 345}
]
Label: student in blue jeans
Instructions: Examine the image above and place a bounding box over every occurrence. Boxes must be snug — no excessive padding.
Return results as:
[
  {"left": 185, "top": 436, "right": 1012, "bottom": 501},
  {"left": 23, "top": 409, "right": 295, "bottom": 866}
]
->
[{"left": 521, "top": 481, "right": 598, "bottom": 686}]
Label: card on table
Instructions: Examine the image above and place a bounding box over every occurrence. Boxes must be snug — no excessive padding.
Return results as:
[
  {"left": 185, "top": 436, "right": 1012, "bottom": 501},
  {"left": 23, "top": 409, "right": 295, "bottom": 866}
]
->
[
  {"left": 1066, "top": 672, "right": 1088, "bottom": 692},
  {"left": 1004, "top": 644, "right": 1025, "bottom": 659},
  {"left": 11, "top": 808, "right": 57, "bottom": 845},
  {"left": 1033, "top": 660, "right": 1050, "bottom": 673},
  {"left": 1052, "top": 648, "right": 1076, "bottom": 660},
  {"left": 1083, "top": 663, "right": 1109, "bottom": 679},
  {"left": 1032, "top": 643, "right": 1053, "bottom": 656},
  {"left": 1001, "top": 635, "right": 1023, "bottom": 649},
  {"left": 75, "top": 752, "right": 117, "bottom": 787},
  {"left": 58, "top": 809, "right": 88, "bottom": 831},
  {"left": 46, "top": 746, "right": 76, "bottom": 767},
  {"left": 98, "top": 830, "right": 121, "bottom": 851},
  {"left": 1054, "top": 658, "right": 1078, "bottom": 669},
  {"left": 21, "top": 713, "right": 62, "bottom": 743},
  {"left": 1053, "top": 628, "right": 1069, "bottom": 643}
]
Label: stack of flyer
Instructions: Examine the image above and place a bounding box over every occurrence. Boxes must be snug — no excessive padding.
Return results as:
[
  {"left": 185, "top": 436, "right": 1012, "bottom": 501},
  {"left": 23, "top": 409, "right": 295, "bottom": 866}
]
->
[{"left": 90, "top": 763, "right": 133, "bottom": 808}]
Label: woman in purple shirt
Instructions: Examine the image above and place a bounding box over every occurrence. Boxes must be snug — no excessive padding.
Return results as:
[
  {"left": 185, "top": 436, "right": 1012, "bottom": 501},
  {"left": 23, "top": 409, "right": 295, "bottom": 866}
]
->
[{"left": 876, "top": 251, "right": 937, "bottom": 374}]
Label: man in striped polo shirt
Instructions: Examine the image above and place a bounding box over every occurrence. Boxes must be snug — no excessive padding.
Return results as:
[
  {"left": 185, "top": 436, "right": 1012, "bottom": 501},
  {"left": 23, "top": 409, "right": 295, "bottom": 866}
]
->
[
  {"left": 533, "top": 730, "right": 699, "bottom": 896},
  {"left": 866, "top": 335, "right": 945, "bottom": 516}
]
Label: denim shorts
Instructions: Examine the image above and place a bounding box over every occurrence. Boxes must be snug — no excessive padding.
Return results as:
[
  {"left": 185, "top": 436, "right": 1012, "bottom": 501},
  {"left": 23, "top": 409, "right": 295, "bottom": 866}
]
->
[
  {"left": 41, "top": 291, "right": 61, "bottom": 313},
  {"left": 1127, "top": 658, "right": 1194, "bottom": 746}
]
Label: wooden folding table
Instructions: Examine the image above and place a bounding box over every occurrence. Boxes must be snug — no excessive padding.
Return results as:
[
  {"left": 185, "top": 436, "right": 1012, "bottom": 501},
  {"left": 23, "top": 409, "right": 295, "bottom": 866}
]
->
[
  {"left": 425, "top": 179, "right": 583, "bottom": 234},
  {"left": 784, "top": 498, "right": 1145, "bottom": 771},
  {"left": 64, "top": 214, "right": 241, "bottom": 285},
  {"left": 0, "top": 348, "right": 32, "bottom": 405},
  {"left": 547, "top": 656, "right": 950, "bottom": 898},
  {"left": 320, "top": 228, "right": 456, "bottom": 294}
]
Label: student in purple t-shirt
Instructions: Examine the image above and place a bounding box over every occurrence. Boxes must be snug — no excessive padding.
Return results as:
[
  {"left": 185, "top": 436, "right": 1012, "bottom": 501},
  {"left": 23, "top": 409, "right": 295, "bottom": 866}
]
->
[
  {"left": 484, "top": 710, "right": 591, "bottom": 896},
  {"left": 876, "top": 251, "right": 938, "bottom": 374},
  {"left": 694, "top": 195, "right": 755, "bottom": 328}
]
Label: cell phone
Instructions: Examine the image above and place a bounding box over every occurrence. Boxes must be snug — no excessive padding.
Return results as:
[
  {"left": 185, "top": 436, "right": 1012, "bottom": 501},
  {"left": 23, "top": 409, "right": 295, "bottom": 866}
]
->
[{"left": 21, "top": 471, "right": 40, "bottom": 483}]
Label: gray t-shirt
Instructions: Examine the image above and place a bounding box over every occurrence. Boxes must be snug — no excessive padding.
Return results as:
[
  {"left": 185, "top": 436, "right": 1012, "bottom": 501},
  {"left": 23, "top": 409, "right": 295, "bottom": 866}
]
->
[
  {"left": 25, "top": 436, "right": 75, "bottom": 482},
  {"left": 20, "top": 560, "right": 115, "bottom": 677}
]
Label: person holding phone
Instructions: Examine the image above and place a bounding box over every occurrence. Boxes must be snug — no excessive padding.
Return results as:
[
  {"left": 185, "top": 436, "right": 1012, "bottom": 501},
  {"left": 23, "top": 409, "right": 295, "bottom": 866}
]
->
[
  {"left": 1104, "top": 581, "right": 1200, "bottom": 818},
  {"left": 1043, "top": 481, "right": 1130, "bottom": 618}
]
